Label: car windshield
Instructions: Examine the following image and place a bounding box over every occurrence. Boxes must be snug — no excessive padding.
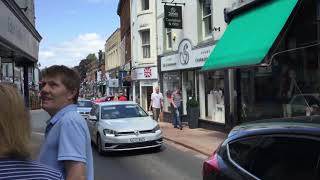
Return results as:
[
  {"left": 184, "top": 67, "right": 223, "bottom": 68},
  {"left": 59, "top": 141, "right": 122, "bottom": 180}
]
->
[
  {"left": 101, "top": 104, "right": 148, "bottom": 119},
  {"left": 77, "top": 101, "right": 92, "bottom": 108}
]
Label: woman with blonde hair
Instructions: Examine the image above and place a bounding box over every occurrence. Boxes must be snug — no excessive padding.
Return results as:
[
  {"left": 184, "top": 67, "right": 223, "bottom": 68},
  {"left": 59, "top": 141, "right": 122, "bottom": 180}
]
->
[{"left": 0, "top": 83, "right": 63, "bottom": 180}]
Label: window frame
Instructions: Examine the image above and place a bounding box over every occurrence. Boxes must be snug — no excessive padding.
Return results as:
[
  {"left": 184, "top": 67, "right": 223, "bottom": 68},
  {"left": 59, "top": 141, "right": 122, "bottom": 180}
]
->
[
  {"left": 140, "top": 29, "right": 151, "bottom": 58},
  {"left": 141, "top": 0, "right": 149, "bottom": 11},
  {"left": 201, "top": 0, "right": 212, "bottom": 39},
  {"left": 166, "top": 28, "right": 173, "bottom": 49}
]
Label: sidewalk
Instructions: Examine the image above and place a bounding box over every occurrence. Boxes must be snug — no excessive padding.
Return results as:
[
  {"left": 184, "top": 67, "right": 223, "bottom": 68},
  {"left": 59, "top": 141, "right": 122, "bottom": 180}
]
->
[{"left": 159, "top": 122, "right": 227, "bottom": 156}]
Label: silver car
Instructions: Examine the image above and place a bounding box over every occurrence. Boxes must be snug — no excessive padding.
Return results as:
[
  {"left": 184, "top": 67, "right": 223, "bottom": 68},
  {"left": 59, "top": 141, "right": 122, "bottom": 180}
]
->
[
  {"left": 87, "top": 101, "right": 163, "bottom": 154},
  {"left": 77, "top": 99, "right": 93, "bottom": 120}
]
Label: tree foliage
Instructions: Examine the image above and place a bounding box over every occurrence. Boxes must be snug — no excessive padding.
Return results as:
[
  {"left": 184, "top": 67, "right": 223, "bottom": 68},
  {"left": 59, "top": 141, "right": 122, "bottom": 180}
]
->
[{"left": 74, "top": 53, "right": 98, "bottom": 82}]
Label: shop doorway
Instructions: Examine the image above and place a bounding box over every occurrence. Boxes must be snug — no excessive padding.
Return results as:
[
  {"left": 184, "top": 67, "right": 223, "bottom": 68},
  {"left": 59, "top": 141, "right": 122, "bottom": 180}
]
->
[{"left": 141, "top": 86, "right": 153, "bottom": 111}]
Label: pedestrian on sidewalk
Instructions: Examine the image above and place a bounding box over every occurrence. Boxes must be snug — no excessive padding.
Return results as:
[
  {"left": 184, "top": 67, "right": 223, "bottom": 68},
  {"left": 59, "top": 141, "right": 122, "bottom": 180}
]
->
[
  {"left": 118, "top": 91, "right": 128, "bottom": 101},
  {"left": 0, "top": 83, "right": 64, "bottom": 180},
  {"left": 171, "top": 87, "right": 183, "bottom": 130},
  {"left": 38, "top": 65, "right": 93, "bottom": 180},
  {"left": 149, "top": 86, "right": 163, "bottom": 122}
]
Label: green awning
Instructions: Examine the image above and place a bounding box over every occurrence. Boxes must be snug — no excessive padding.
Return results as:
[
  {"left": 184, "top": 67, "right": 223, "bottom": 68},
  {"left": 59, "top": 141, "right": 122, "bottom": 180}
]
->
[{"left": 202, "top": 0, "right": 298, "bottom": 71}]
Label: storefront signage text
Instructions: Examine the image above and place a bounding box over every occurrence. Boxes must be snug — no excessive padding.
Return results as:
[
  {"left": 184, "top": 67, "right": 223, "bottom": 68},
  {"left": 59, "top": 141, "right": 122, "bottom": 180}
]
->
[
  {"left": 164, "top": 5, "right": 182, "bottom": 29},
  {"left": 161, "top": 40, "right": 215, "bottom": 71}
]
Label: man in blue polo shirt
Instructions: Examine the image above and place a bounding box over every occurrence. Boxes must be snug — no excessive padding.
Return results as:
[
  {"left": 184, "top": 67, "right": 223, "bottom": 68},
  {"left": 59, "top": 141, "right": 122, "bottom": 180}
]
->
[{"left": 38, "top": 65, "right": 93, "bottom": 180}]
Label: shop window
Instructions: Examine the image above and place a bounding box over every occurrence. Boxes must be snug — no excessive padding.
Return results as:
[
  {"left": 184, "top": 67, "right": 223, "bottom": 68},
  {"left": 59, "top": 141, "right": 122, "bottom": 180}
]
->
[
  {"left": 240, "top": 45, "right": 320, "bottom": 121},
  {"left": 204, "top": 71, "right": 225, "bottom": 123},
  {"left": 318, "top": 0, "right": 320, "bottom": 20},
  {"left": 166, "top": 28, "right": 172, "bottom": 49},
  {"left": 140, "top": 29, "right": 150, "bottom": 58},
  {"left": 200, "top": 0, "right": 212, "bottom": 39},
  {"left": 141, "top": 0, "right": 149, "bottom": 11},
  {"left": 135, "top": 81, "right": 140, "bottom": 104},
  {"left": 182, "top": 71, "right": 196, "bottom": 114},
  {"left": 163, "top": 72, "right": 181, "bottom": 112}
]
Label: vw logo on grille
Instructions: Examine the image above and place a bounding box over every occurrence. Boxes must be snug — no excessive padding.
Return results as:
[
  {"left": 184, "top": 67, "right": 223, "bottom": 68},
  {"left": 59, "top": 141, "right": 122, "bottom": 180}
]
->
[{"left": 134, "top": 130, "right": 140, "bottom": 136}]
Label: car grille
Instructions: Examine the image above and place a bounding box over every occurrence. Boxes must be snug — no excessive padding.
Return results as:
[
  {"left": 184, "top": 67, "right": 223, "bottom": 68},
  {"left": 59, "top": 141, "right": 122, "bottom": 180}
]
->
[
  {"left": 105, "top": 138, "right": 162, "bottom": 149},
  {"left": 117, "top": 130, "right": 154, "bottom": 136}
]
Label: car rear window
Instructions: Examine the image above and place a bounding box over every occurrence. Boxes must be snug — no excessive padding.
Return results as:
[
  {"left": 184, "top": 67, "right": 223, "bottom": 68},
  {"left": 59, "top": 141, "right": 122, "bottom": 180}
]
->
[
  {"left": 77, "top": 100, "right": 92, "bottom": 107},
  {"left": 101, "top": 104, "right": 148, "bottom": 119},
  {"left": 228, "top": 136, "right": 320, "bottom": 180}
]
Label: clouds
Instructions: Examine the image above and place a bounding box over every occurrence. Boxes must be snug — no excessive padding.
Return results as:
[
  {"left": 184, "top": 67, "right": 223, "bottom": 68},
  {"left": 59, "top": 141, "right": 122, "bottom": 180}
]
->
[{"left": 39, "top": 33, "right": 105, "bottom": 68}]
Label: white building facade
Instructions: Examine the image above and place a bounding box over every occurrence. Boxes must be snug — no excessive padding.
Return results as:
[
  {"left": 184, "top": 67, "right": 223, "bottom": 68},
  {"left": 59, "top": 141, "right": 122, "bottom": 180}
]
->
[
  {"left": 157, "top": 0, "right": 231, "bottom": 126},
  {"left": 131, "top": 0, "right": 159, "bottom": 110}
]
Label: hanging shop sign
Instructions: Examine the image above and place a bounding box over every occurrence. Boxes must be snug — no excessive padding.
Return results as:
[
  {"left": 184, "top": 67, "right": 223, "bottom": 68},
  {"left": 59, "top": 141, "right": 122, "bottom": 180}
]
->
[
  {"left": 161, "top": 39, "right": 215, "bottom": 71},
  {"left": 164, "top": 5, "right": 182, "bottom": 29},
  {"left": 132, "top": 67, "right": 158, "bottom": 80}
]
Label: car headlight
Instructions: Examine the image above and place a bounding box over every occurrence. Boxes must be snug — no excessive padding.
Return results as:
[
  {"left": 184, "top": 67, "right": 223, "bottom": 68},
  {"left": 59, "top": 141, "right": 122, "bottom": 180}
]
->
[
  {"left": 152, "top": 124, "right": 160, "bottom": 133},
  {"left": 103, "top": 129, "right": 118, "bottom": 136}
]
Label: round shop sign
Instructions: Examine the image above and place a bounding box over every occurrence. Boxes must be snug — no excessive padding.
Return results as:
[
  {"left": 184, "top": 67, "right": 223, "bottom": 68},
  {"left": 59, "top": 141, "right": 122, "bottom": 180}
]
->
[{"left": 178, "top": 39, "right": 192, "bottom": 65}]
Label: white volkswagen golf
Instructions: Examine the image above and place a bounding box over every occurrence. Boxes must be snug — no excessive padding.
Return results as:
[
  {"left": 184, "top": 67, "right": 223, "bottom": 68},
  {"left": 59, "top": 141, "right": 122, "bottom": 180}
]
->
[{"left": 87, "top": 101, "right": 163, "bottom": 154}]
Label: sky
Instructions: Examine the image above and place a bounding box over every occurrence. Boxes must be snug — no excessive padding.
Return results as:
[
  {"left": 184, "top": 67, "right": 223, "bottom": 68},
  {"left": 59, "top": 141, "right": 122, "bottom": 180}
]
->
[{"left": 35, "top": 0, "right": 120, "bottom": 68}]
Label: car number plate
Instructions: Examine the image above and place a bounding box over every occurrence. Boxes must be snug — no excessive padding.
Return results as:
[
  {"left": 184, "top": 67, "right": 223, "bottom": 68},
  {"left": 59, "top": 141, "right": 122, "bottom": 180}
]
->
[{"left": 130, "top": 137, "right": 145, "bottom": 143}]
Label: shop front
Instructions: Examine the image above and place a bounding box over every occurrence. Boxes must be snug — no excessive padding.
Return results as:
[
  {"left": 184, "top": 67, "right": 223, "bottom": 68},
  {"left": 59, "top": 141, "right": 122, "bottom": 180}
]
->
[
  {"left": 0, "top": 0, "right": 42, "bottom": 107},
  {"left": 132, "top": 66, "right": 158, "bottom": 111},
  {"left": 203, "top": 0, "right": 318, "bottom": 129},
  {"left": 160, "top": 39, "right": 215, "bottom": 125},
  {"left": 105, "top": 68, "right": 120, "bottom": 96}
]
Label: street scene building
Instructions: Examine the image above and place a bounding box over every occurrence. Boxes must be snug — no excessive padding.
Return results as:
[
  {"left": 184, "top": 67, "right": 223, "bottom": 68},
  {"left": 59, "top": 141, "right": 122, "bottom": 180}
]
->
[
  {"left": 117, "top": 0, "right": 132, "bottom": 99},
  {"left": 105, "top": 28, "right": 121, "bottom": 96},
  {"left": 131, "top": 0, "right": 159, "bottom": 111},
  {"left": 9, "top": 0, "right": 320, "bottom": 180},
  {"left": 157, "top": 0, "right": 229, "bottom": 130},
  {"left": 77, "top": 0, "right": 320, "bottom": 131},
  {"left": 0, "top": 0, "right": 41, "bottom": 108},
  {"left": 203, "top": 0, "right": 320, "bottom": 129}
]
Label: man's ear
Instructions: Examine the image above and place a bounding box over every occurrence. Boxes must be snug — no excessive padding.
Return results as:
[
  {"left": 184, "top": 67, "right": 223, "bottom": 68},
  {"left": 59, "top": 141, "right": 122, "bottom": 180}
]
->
[{"left": 67, "top": 89, "right": 77, "bottom": 101}]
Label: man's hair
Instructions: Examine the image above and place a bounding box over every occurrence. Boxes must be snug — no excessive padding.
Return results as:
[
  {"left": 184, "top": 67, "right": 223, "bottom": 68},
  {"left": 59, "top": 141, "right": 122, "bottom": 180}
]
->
[
  {"left": 41, "top": 65, "right": 80, "bottom": 103},
  {"left": 0, "top": 84, "right": 31, "bottom": 159}
]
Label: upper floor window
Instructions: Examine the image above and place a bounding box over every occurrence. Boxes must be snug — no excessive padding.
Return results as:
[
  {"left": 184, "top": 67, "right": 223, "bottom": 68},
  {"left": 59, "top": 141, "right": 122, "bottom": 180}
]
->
[
  {"left": 201, "top": 0, "right": 212, "bottom": 38},
  {"left": 166, "top": 28, "right": 172, "bottom": 49},
  {"left": 141, "top": 30, "right": 150, "bottom": 58},
  {"left": 141, "top": 0, "right": 149, "bottom": 11}
]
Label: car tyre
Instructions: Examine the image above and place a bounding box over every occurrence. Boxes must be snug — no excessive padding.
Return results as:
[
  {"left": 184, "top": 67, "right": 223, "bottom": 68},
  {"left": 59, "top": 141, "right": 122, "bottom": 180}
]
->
[{"left": 97, "top": 135, "right": 105, "bottom": 155}]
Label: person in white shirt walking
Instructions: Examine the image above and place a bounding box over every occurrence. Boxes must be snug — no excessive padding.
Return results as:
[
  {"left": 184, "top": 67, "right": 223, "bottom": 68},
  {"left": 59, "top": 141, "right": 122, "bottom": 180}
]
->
[{"left": 149, "top": 86, "right": 163, "bottom": 122}]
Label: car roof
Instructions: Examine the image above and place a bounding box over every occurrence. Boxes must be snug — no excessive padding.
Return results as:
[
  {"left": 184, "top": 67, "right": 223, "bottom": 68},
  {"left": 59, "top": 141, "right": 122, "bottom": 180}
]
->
[
  {"left": 228, "top": 116, "right": 320, "bottom": 140},
  {"left": 78, "top": 99, "right": 91, "bottom": 102},
  {"left": 95, "top": 101, "right": 137, "bottom": 106}
]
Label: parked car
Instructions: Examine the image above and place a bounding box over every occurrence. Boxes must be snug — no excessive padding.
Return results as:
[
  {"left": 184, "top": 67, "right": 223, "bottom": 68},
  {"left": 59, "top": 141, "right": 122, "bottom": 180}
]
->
[
  {"left": 87, "top": 101, "right": 163, "bottom": 154},
  {"left": 202, "top": 117, "right": 320, "bottom": 180},
  {"left": 286, "top": 93, "right": 320, "bottom": 117},
  {"left": 77, "top": 99, "right": 93, "bottom": 120}
]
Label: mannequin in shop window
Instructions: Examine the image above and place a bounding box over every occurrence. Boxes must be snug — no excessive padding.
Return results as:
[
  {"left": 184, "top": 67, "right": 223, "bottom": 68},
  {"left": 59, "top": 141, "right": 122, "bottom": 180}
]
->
[{"left": 280, "top": 65, "right": 298, "bottom": 117}]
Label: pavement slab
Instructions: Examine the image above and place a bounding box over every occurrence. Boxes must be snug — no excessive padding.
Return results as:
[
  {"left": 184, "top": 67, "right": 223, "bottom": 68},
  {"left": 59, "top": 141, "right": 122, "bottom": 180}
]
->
[{"left": 159, "top": 122, "right": 227, "bottom": 156}]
